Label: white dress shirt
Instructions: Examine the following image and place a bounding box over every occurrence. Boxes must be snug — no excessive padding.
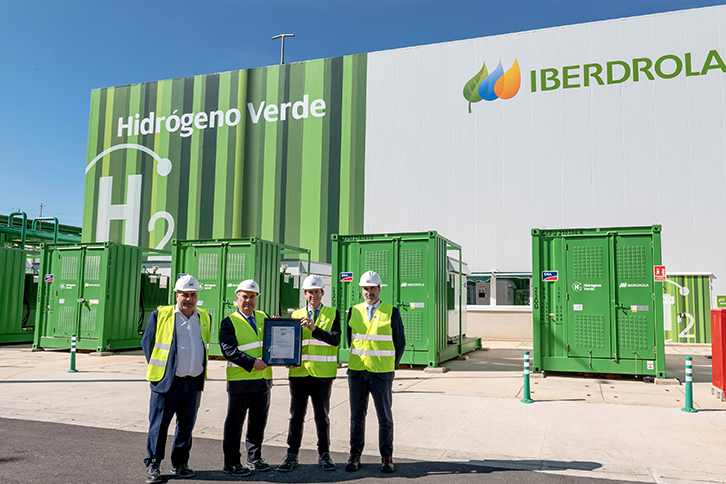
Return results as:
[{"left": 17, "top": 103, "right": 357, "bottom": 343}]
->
[{"left": 173, "top": 305, "right": 205, "bottom": 378}]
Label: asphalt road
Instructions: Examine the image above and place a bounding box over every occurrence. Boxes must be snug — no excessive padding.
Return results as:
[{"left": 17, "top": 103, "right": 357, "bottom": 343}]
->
[{"left": 0, "top": 417, "right": 640, "bottom": 484}]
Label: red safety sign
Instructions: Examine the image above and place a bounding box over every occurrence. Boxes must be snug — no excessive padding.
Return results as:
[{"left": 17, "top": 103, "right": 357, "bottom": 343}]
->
[{"left": 654, "top": 265, "right": 666, "bottom": 282}]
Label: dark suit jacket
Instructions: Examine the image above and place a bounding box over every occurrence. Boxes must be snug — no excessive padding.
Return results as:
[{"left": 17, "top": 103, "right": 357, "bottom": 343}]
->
[
  {"left": 142, "top": 309, "right": 206, "bottom": 394},
  {"left": 346, "top": 305, "right": 406, "bottom": 381},
  {"left": 219, "top": 313, "right": 273, "bottom": 394}
]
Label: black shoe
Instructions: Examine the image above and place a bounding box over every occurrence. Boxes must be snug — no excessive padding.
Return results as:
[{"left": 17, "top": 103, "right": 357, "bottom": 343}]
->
[
  {"left": 223, "top": 464, "right": 252, "bottom": 477},
  {"left": 345, "top": 452, "right": 361, "bottom": 472},
  {"left": 171, "top": 464, "right": 196, "bottom": 479},
  {"left": 319, "top": 452, "right": 336, "bottom": 471},
  {"left": 381, "top": 456, "right": 395, "bottom": 473},
  {"left": 246, "top": 459, "right": 271, "bottom": 472},
  {"left": 146, "top": 460, "right": 162, "bottom": 484},
  {"left": 278, "top": 453, "right": 298, "bottom": 472}
]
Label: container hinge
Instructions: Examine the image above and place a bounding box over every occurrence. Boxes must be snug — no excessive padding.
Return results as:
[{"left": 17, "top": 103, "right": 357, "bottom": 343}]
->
[
  {"left": 652, "top": 293, "right": 655, "bottom": 300},
  {"left": 565, "top": 243, "right": 568, "bottom": 250},
  {"left": 566, "top": 344, "right": 570, "bottom": 352},
  {"left": 566, "top": 293, "right": 569, "bottom": 300}
]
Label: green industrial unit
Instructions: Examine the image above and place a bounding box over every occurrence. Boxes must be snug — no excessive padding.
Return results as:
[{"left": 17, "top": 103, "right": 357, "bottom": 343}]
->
[
  {"left": 279, "top": 271, "right": 301, "bottom": 317},
  {"left": 170, "top": 238, "right": 309, "bottom": 356},
  {"left": 331, "top": 231, "right": 481, "bottom": 368},
  {"left": 140, "top": 272, "right": 170, "bottom": 335},
  {"left": 531, "top": 225, "right": 667, "bottom": 377},
  {"left": 0, "top": 247, "right": 34, "bottom": 343},
  {"left": 33, "top": 242, "right": 143, "bottom": 352}
]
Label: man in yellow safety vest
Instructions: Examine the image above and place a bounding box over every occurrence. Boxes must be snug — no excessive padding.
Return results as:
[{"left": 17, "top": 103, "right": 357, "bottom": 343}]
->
[
  {"left": 142, "top": 274, "right": 211, "bottom": 484},
  {"left": 219, "top": 279, "right": 272, "bottom": 477},
  {"left": 278, "top": 274, "right": 340, "bottom": 472},
  {"left": 345, "top": 270, "right": 406, "bottom": 474}
]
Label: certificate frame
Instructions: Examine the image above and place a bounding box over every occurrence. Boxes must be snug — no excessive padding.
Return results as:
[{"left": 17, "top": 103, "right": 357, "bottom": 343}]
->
[{"left": 262, "top": 318, "right": 302, "bottom": 366}]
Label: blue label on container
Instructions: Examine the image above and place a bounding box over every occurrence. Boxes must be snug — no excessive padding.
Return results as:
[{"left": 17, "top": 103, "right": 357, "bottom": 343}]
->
[
  {"left": 44, "top": 274, "right": 54, "bottom": 282},
  {"left": 542, "top": 271, "right": 558, "bottom": 282},
  {"left": 340, "top": 272, "right": 353, "bottom": 282}
]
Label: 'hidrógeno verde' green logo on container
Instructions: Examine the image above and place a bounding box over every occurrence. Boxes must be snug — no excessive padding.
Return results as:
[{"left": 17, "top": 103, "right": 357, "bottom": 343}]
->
[
  {"left": 531, "top": 50, "right": 726, "bottom": 92},
  {"left": 463, "top": 59, "right": 521, "bottom": 113}
]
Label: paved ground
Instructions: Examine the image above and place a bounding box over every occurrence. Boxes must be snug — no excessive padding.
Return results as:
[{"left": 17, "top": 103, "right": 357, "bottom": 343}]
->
[
  {"left": 0, "top": 417, "right": 640, "bottom": 484},
  {"left": 0, "top": 341, "right": 724, "bottom": 484}
]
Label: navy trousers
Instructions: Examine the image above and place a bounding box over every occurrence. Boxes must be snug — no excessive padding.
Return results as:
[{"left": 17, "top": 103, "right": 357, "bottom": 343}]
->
[
  {"left": 286, "top": 376, "right": 333, "bottom": 455},
  {"left": 222, "top": 388, "right": 270, "bottom": 467},
  {"left": 145, "top": 377, "right": 201, "bottom": 467},
  {"left": 348, "top": 371, "right": 394, "bottom": 457}
]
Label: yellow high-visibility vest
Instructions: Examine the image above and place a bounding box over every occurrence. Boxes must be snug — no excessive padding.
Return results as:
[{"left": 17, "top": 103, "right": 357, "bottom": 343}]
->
[
  {"left": 348, "top": 302, "right": 395, "bottom": 373},
  {"left": 289, "top": 306, "right": 338, "bottom": 378},
  {"left": 146, "top": 306, "right": 211, "bottom": 382},
  {"left": 226, "top": 310, "right": 273, "bottom": 381}
]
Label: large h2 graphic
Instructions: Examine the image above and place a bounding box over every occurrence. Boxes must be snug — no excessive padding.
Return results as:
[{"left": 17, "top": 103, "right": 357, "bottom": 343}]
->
[{"left": 86, "top": 144, "right": 175, "bottom": 250}]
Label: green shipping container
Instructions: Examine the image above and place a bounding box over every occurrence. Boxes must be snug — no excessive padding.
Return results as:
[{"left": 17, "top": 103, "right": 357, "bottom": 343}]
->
[
  {"left": 531, "top": 225, "right": 666, "bottom": 377},
  {"left": 331, "top": 231, "right": 481, "bottom": 368},
  {"left": 170, "top": 238, "right": 308, "bottom": 356},
  {"left": 0, "top": 247, "right": 34, "bottom": 343},
  {"left": 140, "top": 272, "right": 171, "bottom": 335},
  {"left": 33, "top": 242, "right": 143, "bottom": 352}
]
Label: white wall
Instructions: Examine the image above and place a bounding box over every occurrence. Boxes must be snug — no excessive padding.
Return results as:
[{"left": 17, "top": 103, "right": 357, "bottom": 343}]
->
[{"left": 364, "top": 6, "right": 726, "bottom": 296}]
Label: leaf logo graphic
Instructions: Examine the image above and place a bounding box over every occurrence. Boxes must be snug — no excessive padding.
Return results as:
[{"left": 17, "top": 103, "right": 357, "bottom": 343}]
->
[
  {"left": 463, "top": 62, "right": 488, "bottom": 113},
  {"left": 463, "top": 58, "right": 520, "bottom": 112}
]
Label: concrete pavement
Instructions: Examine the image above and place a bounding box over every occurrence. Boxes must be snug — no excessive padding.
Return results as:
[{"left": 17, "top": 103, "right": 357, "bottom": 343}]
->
[{"left": 0, "top": 342, "right": 724, "bottom": 484}]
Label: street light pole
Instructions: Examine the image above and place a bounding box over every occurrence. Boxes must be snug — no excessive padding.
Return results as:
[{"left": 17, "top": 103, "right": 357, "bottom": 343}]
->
[{"left": 272, "top": 34, "right": 295, "bottom": 64}]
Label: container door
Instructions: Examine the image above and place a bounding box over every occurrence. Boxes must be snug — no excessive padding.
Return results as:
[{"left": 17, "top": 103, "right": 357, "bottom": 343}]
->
[
  {"left": 53, "top": 249, "right": 83, "bottom": 338},
  {"left": 78, "top": 247, "right": 103, "bottom": 341},
  {"left": 564, "top": 237, "right": 613, "bottom": 359},
  {"left": 224, "top": 244, "right": 251, "bottom": 323},
  {"left": 614, "top": 234, "right": 657, "bottom": 362},
  {"left": 192, "top": 244, "right": 225, "bottom": 343},
  {"left": 397, "top": 240, "right": 430, "bottom": 352},
  {"left": 358, "top": 241, "right": 396, "bottom": 306}
]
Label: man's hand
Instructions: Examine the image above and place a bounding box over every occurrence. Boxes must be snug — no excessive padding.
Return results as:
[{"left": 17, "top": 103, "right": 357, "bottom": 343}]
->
[
  {"left": 253, "top": 358, "right": 268, "bottom": 371},
  {"left": 300, "top": 317, "right": 315, "bottom": 331}
]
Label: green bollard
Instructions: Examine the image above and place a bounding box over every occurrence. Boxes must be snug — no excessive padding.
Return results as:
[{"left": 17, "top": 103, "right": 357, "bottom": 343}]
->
[
  {"left": 520, "top": 350, "right": 534, "bottom": 403},
  {"left": 681, "top": 356, "right": 696, "bottom": 413},
  {"left": 68, "top": 334, "right": 79, "bottom": 373}
]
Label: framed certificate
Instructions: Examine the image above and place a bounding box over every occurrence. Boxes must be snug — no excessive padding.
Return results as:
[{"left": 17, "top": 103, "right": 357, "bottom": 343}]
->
[{"left": 262, "top": 318, "right": 302, "bottom": 366}]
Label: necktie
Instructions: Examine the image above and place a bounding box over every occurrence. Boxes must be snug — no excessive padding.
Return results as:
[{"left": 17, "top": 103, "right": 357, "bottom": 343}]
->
[
  {"left": 247, "top": 314, "right": 257, "bottom": 333},
  {"left": 367, "top": 306, "right": 375, "bottom": 323}
]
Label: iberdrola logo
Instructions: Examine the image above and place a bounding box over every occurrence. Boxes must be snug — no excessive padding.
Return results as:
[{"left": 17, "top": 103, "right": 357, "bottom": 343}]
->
[{"left": 463, "top": 59, "right": 521, "bottom": 113}]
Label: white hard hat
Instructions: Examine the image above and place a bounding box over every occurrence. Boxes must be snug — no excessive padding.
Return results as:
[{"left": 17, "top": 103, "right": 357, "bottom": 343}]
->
[
  {"left": 359, "top": 270, "right": 382, "bottom": 287},
  {"left": 175, "top": 274, "right": 200, "bottom": 292},
  {"left": 236, "top": 279, "right": 260, "bottom": 294},
  {"left": 302, "top": 274, "right": 325, "bottom": 290}
]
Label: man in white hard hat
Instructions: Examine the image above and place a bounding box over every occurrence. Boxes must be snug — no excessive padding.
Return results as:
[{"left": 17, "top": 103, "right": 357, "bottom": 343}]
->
[
  {"left": 218, "top": 279, "right": 272, "bottom": 477},
  {"left": 278, "top": 274, "right": 340, "bottom": 473},
  {"left": 142, "top": 274, "right": 211, "bottom": 484},
  {"left": 345, "top": 270, "right": 405, "bottom": 474}
]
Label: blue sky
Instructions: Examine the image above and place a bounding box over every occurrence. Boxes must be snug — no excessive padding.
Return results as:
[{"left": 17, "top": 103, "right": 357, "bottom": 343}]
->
[{"left": 1, "top": 0, "right": 722, "bottom": 227}]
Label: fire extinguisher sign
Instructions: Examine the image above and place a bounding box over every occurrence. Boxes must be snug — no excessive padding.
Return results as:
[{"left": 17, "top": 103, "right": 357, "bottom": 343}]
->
[{"left": 654, "top": 265, "right": 666, "bottom": 282}]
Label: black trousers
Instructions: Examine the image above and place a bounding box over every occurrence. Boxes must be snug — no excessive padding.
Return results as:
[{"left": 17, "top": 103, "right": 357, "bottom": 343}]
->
[
  {"left": 222, "top": 388, "right": 270, "bottom": 467},
  {"left": 348, "top": 371, "right": 394, "bottom": 457},
  {"left": 286, "top": 376, "right": 333, "bottom": 455},
  {"left": 145, "top": 377, "right": 201, "bottom": 467}
]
